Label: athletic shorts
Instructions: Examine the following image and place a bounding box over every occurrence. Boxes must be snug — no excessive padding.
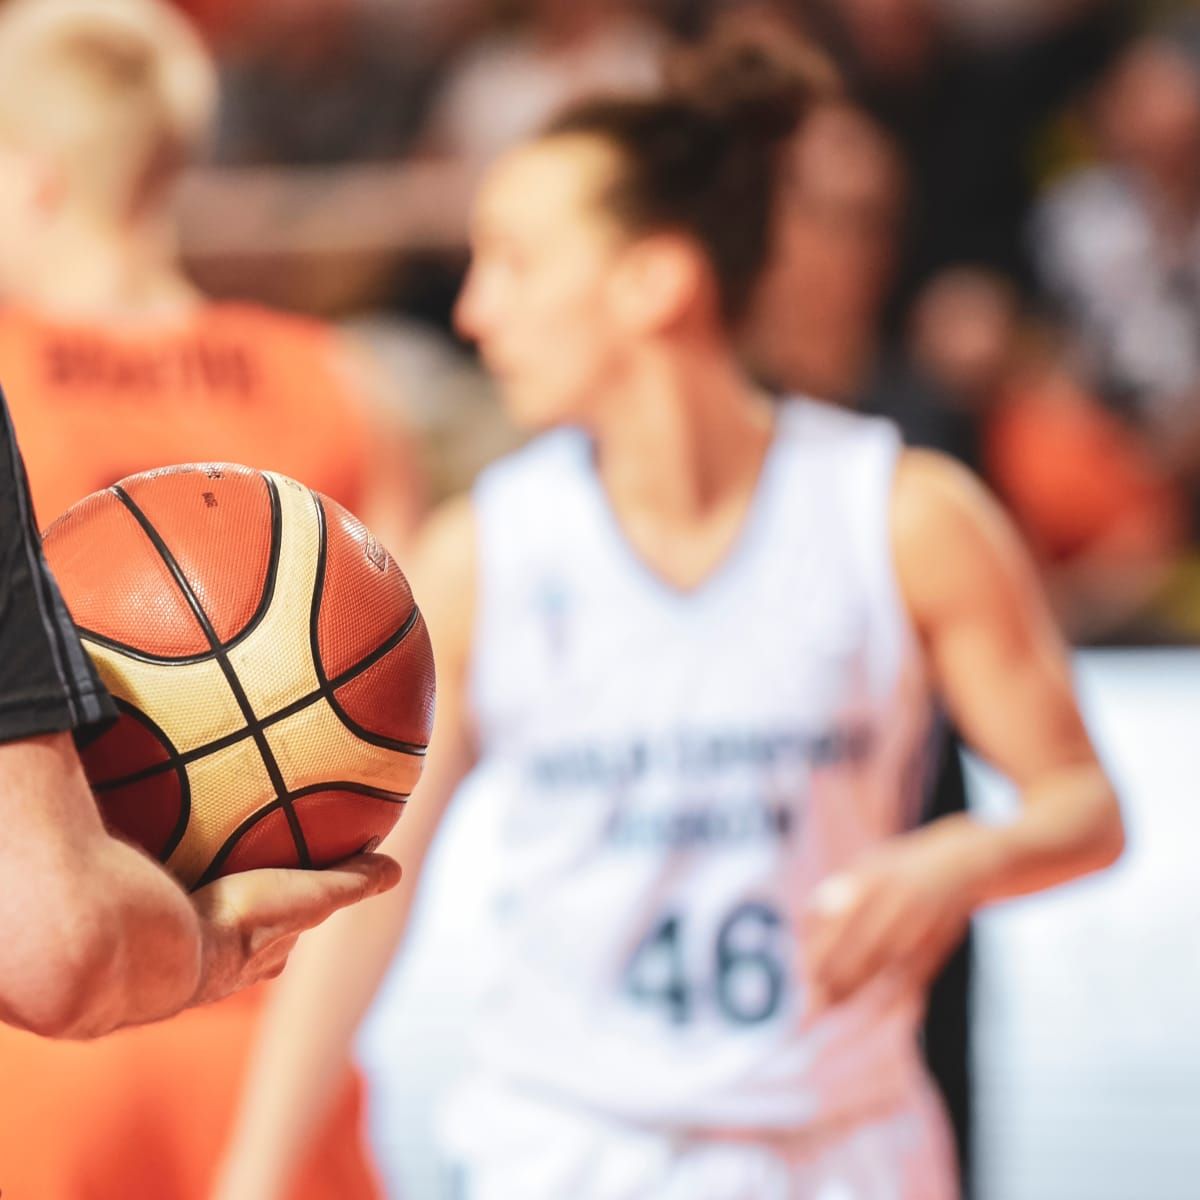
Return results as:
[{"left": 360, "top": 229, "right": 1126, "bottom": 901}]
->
[{"left": 439, "top": 1071, "right": 960, "bottom": 1200}]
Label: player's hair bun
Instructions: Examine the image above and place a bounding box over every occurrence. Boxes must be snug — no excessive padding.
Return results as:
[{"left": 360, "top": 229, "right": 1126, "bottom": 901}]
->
[
  {"left": 542, "top": 19, "right": 839, "bottom": 325},
  {"left": 668, "top": 23, "right": 840, "bottom": 146}
]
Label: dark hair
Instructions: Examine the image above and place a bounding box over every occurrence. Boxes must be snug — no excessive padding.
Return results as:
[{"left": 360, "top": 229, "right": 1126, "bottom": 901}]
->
[{"left": 543, "top": 25, "right": 838, "bottom": 325}]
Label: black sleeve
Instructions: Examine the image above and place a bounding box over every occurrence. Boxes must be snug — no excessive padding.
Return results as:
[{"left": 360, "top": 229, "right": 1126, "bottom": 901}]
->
[{"left": 0, "top": 383, "right": 117, "bottom": 744}]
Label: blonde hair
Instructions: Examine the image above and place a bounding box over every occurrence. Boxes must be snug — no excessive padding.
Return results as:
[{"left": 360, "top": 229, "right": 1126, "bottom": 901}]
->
[{"left": 0, "top": 0, "right": 216, "bottom": 219}]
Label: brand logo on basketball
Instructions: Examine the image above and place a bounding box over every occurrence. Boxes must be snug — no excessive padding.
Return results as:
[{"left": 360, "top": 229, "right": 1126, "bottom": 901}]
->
[{"left": 365, "top": 533, "right": 388, "bottom": 572}]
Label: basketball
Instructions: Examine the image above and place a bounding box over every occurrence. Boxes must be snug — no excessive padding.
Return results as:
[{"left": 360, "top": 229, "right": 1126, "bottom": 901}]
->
[{"left": 41, "top": 463, "right": 435, "bottom": 890}]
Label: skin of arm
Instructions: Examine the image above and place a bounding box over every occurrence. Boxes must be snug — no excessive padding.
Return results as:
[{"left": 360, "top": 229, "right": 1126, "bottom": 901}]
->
[
  {"left": 0, "top": 730, "right": 204, "bottom": 1037},
  {"left": 804, "top": 449, "right": 1125, "bottom": 1015},
  {"left": 0, "top": 732, "right": 402, "bottom": 1041},
  {"left": 211, "top": 496, "right": 478, "bottom": 1200}
]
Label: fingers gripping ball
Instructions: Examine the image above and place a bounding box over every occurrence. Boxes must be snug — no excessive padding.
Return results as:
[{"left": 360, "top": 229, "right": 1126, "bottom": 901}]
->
[{"left": 42, "top": 464, "right": 435, "bottom": 889}]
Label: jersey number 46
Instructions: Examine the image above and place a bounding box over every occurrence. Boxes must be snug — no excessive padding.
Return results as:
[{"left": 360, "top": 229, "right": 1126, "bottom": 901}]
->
[{"left": 623, "top": 902, "right": 788, "bottom": 1027}]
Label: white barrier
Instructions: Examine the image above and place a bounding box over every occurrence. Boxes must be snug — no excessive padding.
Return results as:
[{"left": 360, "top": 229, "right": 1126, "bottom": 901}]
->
[{"left": 969, "top": 649, "right": 1200, "bottom": 1200}]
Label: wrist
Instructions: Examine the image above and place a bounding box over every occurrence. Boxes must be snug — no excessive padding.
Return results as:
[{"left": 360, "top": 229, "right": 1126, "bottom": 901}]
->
[{"left": 919, "top": 813, "right": 1008, "bottom": 913}]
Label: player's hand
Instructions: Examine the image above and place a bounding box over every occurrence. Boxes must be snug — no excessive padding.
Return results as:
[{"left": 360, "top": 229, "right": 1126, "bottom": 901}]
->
[
  {"left": 802, "top": 825, "right": 973, "bottom": 1020},
  {"left": 188, "top": 853, "right": 401, "bottom": 1007}
]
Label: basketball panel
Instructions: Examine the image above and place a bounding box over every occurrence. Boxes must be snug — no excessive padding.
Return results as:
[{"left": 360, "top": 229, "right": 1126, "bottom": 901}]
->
[
  {"left": 263, "top": 698, "right": 424, "bottom": 797},
  {"left": 43, "top": 488, "right": 210, "bottom": 658},
  {"left": 167, "top": 740, "right": 278, "bottom": 889},
  {"left": 226, "top": 475, "right": 323, "bottom": 714},
  {"left": 117, "top": 464, "right": 276, "bottom": 647},
  {"left": 315, "top": 496, "right": 416, "bottom": 680},
  {"left": 203, "top": 807, "right": 303, "bottom": 882},
  {"left": 333, "top": 611, "right": 435, "bottom": 749},
  {"left": 94, "top": 770, "right": 187, "bottom": 864},
  {"left": 80, "top": 703, "right": 174, "bottom": 786},
  {"left": 85, "top": 639, "right": 247, "bottom": 754},
  {"left": 293, "top": 789, "right": 405, "bottom": 867}
]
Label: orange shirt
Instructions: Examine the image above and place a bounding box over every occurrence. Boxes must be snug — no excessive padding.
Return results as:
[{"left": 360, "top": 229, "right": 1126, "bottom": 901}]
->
[
  {"left": 0, "top": 300, "right": 382, "bottom": 1200},
  {"left": 0, "top": 302, "right": 370, "bottom": 527}
]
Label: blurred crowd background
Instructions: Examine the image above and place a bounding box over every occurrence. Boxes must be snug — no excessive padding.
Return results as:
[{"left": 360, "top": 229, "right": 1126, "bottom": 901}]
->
[
  {"left": 0, "top": 2, "right": 1197, "bottom": 1199},
  {"left": 156, "top": 0, "right": 1200, "bottom": 648}
]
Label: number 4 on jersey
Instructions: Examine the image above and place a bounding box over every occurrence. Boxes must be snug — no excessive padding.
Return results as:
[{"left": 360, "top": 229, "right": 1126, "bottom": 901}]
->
[{"left": 624, "top": 903, "right": 787, "bottom": 1027}]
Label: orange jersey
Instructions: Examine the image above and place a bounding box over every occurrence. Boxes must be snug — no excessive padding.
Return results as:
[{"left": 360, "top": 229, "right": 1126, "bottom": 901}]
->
[
  {"left": 0, "top": 301, "right": 383, "bottom": 1200},
  {"left": 0, "top": 302, "right": 370, "bottom": 526}
]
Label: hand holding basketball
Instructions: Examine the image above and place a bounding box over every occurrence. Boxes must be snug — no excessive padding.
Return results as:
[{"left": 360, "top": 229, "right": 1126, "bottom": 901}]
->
[
  {"left": 42, "top": 463, "right": 436, "bottom": 888},
  {"left": 189, "top": 852, "right": 401, "bottom": 1007},
  {"left": 802, "top": 825, "right": 974, "bottom": 1019}
]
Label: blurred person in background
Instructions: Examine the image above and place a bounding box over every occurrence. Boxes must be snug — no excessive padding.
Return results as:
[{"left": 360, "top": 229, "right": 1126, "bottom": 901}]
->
[
  {"left": 715, "top": 0, "right": 1129, "bottom": 323},
  {"left": 217, "top": 26, "right": 1123, "bottom": 1200},
  {"left": 1031, "top": 19, "right": 1200, "bottom": 550},
  {"left": 1032, "top": 19, "right": 1200, "bottom": 445},
  {"left": 894, "top": 269, "right": 1187, "bottom": 641},
  {"left": 744, "top": 98, "right": 905, "bottom": 403},
  {"left": 423, "top": 0, "right": 667, "bottom": 166},
  {"left": 0, "top": 1, "right": 424, "bottom": 1197}
]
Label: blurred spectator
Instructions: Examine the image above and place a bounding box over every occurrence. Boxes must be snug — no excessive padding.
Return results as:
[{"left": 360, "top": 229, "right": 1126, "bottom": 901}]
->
[
  {"left": 746, "top": 99, "right": 905, "bottom": 399},
  {"left": 986, "top": 347, "right": 1187, "bottom": 641},
  {"left": 860, "top": 267, "right": 1020, "bottom": 472},
  {"left": 423, "top": 0, "right": 666, "bottom": 164},
  {"left": 870, "top": 267, "right": 1186, "bottom": 642},
  {"left": 1031, "top": 20, "right": 1200, "bottom": 465},
  {"left": 748, "top": 0, "right": 1131, "bottom": 320},
  {"left": 213, "top": 0, "right": 430, "bottom": 167}
]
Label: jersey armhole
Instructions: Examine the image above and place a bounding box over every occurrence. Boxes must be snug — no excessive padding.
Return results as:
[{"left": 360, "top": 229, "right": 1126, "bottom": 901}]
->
[{"left": 858, "top": 424, "right": 928, "bottom": 701}]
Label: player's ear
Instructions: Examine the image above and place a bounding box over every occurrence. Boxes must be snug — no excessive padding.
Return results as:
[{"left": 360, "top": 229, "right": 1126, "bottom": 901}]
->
[{"left": 610, "top": 233, "right": 709, "bottom": 335}]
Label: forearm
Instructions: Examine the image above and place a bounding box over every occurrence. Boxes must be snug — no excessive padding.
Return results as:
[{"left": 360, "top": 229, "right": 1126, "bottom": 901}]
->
[
  {"left": 937, "top": 761, "right": 1124, "bottom": 909},
  {"left": 73, "top": 837, "right": 203, "bottom": 1038},
  {"left": 0, "top": 732, "right": 203, "bottom": 1039}
]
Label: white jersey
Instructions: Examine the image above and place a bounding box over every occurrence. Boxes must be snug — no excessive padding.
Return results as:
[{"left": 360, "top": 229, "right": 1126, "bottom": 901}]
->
[{"left": 457, "top": 398, "right": 937, "bottom": 1133}]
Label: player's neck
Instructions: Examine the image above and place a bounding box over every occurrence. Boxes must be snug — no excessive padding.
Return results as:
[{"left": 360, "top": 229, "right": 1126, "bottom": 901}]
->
[
  {"left": 18, "top": 212, "right": 201, "bottom": 325},
  {"left": 591, "top": 342, "right": 775, "bottom": 526}
]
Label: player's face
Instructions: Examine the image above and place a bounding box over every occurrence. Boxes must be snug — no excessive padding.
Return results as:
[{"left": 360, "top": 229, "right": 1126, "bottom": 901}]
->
[{"left": 455, "top": 137, "right": 634, "bottom": 431}]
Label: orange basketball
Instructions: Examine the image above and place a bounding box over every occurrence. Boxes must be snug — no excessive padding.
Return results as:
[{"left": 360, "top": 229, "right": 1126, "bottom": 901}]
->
[{"left": 42, "top": 463, "right": 435, "bottom": 889}]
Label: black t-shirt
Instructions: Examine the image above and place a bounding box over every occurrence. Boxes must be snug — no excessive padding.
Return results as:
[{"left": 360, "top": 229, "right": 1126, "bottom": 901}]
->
[{"left": 0, "top": 384, "right": 116, "bottom": 743}]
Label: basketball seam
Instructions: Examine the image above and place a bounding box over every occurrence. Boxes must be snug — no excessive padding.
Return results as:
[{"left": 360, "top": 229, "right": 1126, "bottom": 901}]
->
[
  {"left": 75, "top": 477, "right": 284, "bottom": 665},
  {"left": 84, "top": 605, "right": 427, "bottom": 793},
  {"left": 194, "top": 782, "right": 408, "bottom": 888},
  {"left": 112, "top": 482, "right": 313, "bottom": 872}
]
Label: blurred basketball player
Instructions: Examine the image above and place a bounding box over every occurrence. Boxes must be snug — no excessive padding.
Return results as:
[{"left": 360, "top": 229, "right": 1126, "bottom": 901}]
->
[
  {"left": 0, "top": 2, "right": 422, "bottom": 1197},
  {"left": 0, "top": 0, "right": 422, "bottom": 541},
  {"left": 218, "top": 28, "right": 1124, "bottom": 1200}
]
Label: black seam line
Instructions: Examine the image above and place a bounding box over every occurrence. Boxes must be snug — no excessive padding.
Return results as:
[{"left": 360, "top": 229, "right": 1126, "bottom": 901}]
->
[
  {"left": 88, "top": 605, "right": 428, "bottom": 793},
  {"left": 112, "top": 483, "right": 312, "bottom": 869},
  {"left": 75, "top": 476, "right": 285, "bottom": 666},
  {"left": 193, "top": 782, "right": 409, "bottom": 891},
  {"left": 107, "top": 697, "right": 192, "bottom": 861}
]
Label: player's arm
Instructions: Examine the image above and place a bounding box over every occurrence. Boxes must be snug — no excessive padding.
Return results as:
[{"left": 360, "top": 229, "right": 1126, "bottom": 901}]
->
[
  {"left": 805, "top": 449, "right": 1124, "bottom": 1014},
  {"left": 0, "top": 731, "right": 399, "bottom": 1038},
  {"left": 0, "top": 731, "right": 400, "bottom": 1039},
  {"left": 212, "top": 495, "right": 479, "bottom": 1200},
  {"left": 0, "top": 730, "right": 204, "bottom": 1036}
]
